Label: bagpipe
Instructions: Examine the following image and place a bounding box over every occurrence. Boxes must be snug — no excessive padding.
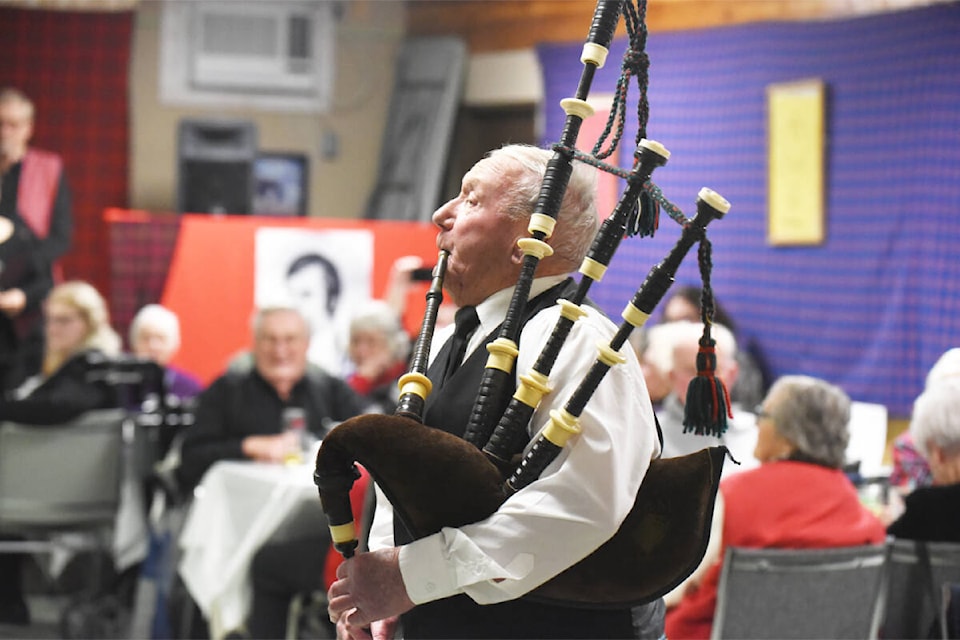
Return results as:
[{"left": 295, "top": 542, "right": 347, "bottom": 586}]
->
[{"left": 315, "top": 0, "right": 734, "bottom": 608}]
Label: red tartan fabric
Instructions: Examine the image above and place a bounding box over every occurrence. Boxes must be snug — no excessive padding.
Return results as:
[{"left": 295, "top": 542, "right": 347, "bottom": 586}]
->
[
  {"left": 18, "top": 149, "right": 62, "bottom": 239},
  {"left": 0, "top": 7, "right": 133, "bottom": 298},
  {"left": 104, "top": 210, "right": 183, "bottom": 350}
]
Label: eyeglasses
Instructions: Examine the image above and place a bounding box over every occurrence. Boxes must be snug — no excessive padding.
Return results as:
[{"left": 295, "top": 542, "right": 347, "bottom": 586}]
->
[{"left": 46, "top": 314, "right": 82, "bottom": 326}]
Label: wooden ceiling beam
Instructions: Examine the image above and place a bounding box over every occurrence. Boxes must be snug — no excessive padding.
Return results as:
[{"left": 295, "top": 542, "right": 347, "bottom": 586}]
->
[{"left": 406, "top": 0, "right": 948, "bottom": 52}]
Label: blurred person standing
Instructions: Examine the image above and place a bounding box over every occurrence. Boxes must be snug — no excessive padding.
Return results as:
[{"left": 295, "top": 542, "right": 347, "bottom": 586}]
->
[
  {"left": 0, "top": 214, "right": 50, "bottom": 391},
  {"left": 0, "top": 87, "right": 73, "bottom": 270},
  {"left": 0, "top": 87, "right": 73, "bottom": 388}
]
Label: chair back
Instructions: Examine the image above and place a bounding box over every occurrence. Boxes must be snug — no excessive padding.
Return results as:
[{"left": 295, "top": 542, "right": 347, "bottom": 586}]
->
[
  {"left": 880, "top": 537, "right": 960, "bottom": 640},
  {"left": 711, "top": 544, "right": 887, "bottom": 640},
  {"left": 0, "top": 408, "right": 128, "bottom": 530}
]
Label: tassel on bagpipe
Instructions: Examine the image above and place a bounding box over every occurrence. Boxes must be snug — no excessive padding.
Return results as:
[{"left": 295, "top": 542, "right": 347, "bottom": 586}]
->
[
  {"left": 682, "top": 238, "right": 734, "bottom": 436},
  {"left": 460, "top": 0, "right": 624, "bottom": 450}
]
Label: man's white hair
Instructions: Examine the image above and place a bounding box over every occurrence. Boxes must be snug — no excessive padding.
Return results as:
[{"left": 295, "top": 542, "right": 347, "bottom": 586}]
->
[
  {"left": 250, "top": 302, "right": 312, "bottom": 338},
  {"left": 481, "top": 144, "right": 599, "bottom": 270}
]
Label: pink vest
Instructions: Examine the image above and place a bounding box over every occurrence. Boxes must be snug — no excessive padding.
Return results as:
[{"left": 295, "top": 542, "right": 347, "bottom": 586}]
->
[{"left": 18, "top": 148, "right": 63, "bottom": 239}]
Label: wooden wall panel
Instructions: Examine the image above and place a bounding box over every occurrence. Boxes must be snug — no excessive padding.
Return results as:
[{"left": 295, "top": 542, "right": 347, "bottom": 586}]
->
[{"left": 406, "top": 0, "right": 951, "bottom": 52}]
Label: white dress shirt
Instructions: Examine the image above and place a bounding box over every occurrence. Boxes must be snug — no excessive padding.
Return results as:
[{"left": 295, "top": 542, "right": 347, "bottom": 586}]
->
[{"left": 368, "top": 275, "right": 660, "bottom": 605}]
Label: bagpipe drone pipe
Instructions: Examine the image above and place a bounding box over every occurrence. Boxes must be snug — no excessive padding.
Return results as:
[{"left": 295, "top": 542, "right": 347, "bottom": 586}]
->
[{"left": 315, "top": 0, "right": 734, "bottom": 608}]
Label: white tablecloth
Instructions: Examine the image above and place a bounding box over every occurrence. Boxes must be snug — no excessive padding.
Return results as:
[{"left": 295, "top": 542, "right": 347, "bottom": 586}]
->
[{"left": 178, "top": 459, "right": 321, "bottom": 639}]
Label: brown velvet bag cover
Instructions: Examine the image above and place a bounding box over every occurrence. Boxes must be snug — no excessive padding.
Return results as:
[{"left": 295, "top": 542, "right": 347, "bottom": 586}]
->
[{"left": 316, "top": 413, "right": 726, "bottom": 608}]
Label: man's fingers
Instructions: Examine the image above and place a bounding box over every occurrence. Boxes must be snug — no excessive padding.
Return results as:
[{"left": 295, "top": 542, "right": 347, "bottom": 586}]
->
[
  {"left": 328, "top": 576, "right": 348, "bottom": 599},
  {"left": 346, "top": 606, "right": 372, "bottom": 629},
  {"left": 328, "top": 592, "right": 355, "bottom": 623},
  {"left": 335, "top": 608, "right": 373, "bottom": 640}
]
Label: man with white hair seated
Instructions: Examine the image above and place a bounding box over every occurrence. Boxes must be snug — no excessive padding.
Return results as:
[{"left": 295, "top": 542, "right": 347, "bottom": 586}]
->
[
  {"left": 178, "top": 303, "right": 365, "bottom": 639},
  {"left": 655, "top": 320, "right": 759, "bottom": 475}
]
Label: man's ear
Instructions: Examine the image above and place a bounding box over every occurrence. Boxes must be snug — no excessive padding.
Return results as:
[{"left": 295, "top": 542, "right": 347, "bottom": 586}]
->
[{"left": 510, "top": 238, "right": 526, "bottom": 265}]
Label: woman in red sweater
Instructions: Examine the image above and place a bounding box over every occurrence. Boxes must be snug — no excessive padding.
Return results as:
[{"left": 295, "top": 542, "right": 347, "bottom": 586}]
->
[{"left": 664, "top": 375, "right": 887, "bottom": 639}]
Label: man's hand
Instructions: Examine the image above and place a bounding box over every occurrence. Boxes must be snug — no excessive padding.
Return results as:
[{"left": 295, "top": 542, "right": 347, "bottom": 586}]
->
[
  {"left": 0, "top": 288, "right": 26, "bottom": 317},
  {"left": 328, "top": 548, "right": 414, "bottom": 632}
]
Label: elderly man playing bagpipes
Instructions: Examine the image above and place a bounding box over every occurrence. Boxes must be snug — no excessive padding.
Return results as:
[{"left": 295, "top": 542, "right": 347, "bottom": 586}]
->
[
  {"left": 329, "top": 142, "right": 663, "bottom": 639},
  {"left": 319, "top": 1, "right": 734, "bottom": 638}
]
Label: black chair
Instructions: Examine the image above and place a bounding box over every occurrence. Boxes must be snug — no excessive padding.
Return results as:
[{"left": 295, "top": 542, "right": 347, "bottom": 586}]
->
[
  {"left": 711, "top": 544, "right": 887, "bottom": 639},
  {"left": 0, "top": 408, "right": 130, "bottom": 636},
  {"left": 880, "top": 537, "right": 960, "bottom": 640}
]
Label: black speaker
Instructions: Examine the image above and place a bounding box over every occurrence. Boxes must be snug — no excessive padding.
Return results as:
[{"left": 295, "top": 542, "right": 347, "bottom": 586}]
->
[{"left": 177, "top": 119, "right": 258, "bottom": 215}]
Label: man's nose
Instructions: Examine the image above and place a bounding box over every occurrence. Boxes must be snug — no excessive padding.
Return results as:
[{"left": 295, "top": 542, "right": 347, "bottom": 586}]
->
[{"left": 431, "top": 199, "right": 455, "bottom": 229}]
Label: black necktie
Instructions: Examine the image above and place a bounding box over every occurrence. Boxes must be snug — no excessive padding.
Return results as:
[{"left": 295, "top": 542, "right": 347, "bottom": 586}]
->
[{"left": 439, "top": 305, "right": 480, "bottom": 385}]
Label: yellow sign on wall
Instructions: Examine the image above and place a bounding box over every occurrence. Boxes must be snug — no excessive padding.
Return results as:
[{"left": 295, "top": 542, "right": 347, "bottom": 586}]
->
[{"left": 767, "top": 79, "right": 826, "bottom": 245}]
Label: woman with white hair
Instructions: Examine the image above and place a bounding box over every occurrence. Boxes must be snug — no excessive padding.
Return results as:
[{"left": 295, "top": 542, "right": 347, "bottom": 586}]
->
[
  {"left": 344, "top": 299, "right": 411, "bottom": 414},
  {"left": 887, "top": 377, "right": 960, "bottom": 542},
  {"left": 0, "top": 280, "right": 121, "bottom": 424},
  {"left": 129, "top": 303, "right": 203, "bottom": 400},
  {"left": 889, "top": 347, "right": 960, "bottom": 497},
  {"left": 665, "top": 375, "right": 887, "bottom": 639}
]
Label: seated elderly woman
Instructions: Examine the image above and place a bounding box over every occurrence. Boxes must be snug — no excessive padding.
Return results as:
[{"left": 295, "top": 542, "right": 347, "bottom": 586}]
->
[
  {"left": 344, "top": 299, "right": 411, "bottom": 414},
  {"left": 888, "top": 347, "right": 960, "bottom": 500},
  {"left": 887, "top": 377, "right": 960, "bottom": 543},
  {"left": 129, "top": 303, "right": 203, "bottom": 400},
  {"left": 0, "top": 280, "right": 121, "bottom": 424},
  {"left": 664, "top": 375, "right": 887, "bottom": 640}
]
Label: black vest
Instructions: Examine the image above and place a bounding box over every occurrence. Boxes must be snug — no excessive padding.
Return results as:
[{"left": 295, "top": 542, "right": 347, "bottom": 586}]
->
[{"left": 398, "top": 278, "right": 636, "bottom": 639}]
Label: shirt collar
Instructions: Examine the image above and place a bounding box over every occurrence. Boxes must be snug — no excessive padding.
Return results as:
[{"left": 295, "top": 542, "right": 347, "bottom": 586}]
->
[{"left": 473, "top": 274, "right": 568, "bottom": 340}]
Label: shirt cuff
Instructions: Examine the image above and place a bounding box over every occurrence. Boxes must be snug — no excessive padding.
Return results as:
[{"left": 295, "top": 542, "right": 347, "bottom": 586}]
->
[
  {"left": 398, "top": 534, "right": 461, "bottom": 604},
  {"left": 397, "top": 529, "right": 537, "bottom": 605}
]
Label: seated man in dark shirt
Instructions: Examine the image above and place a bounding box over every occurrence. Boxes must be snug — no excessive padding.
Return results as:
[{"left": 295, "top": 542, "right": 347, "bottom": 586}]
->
[
  {"left": 178, "top": 303, "right": 365, "bottom": 639},
  {"left": 178, "top": 303, "right": 364, "bottom": 491}
]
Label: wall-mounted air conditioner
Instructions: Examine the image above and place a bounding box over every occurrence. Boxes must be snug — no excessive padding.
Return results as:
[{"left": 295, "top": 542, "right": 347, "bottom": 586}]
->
[{"left": 160, "top": 0, "right": 335, "bottom": 113}]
